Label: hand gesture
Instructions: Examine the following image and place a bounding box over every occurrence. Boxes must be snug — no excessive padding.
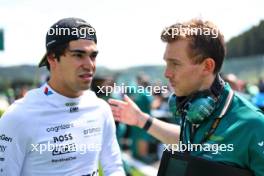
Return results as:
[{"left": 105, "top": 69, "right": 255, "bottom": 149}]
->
[{"left": 108, "top": 95, "right": 143, "bottom": 127}]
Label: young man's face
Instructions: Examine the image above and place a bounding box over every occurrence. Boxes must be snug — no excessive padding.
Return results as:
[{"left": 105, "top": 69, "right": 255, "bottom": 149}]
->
[
  {"left": 51, "top": 39, "right": 97, "bottom": 97},
  {"left": 163, "top": 39, "right": 205, "bottom": 96}
]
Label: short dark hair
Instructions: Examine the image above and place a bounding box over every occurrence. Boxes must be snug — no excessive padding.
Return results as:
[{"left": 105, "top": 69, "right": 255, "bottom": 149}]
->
[
  {"left": 161, "top": 19, "right": 226, "bottom": 74},
  {"left": 46, "top": 43, "right": 69, "bottom": 71}
]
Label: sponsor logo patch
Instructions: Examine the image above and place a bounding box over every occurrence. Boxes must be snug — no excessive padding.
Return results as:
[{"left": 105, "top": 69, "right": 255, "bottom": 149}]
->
[
  {"left": 46, "top": 123, "right": 74, "bottom": 133},
  {"left": 83, "top": 127, "right": 101, "bottom": 137},
  {"left": 53, "top": 133, "right": 73, "bottom": 143},
  {"left": 44, "top": 87, "right": 53, "bottom": 96},
  {"left": 0, "top": 134, "right": 12, "bottom": 143},
  {"left": 52, "top": 143, "right": 76, "bottom": 156},
  {"left": 51, "top": 156, "right": 76, "bottom": 163}
]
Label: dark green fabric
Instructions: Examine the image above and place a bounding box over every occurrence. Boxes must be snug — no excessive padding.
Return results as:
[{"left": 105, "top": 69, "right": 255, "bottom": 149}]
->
[{"left": 182, "top": 83, "right": 264, "bottom": 176}]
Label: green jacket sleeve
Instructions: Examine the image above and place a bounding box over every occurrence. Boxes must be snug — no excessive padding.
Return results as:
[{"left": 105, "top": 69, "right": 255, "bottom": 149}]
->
[{"left": 248, "top": 113, "right": 264, "bottom": 176}]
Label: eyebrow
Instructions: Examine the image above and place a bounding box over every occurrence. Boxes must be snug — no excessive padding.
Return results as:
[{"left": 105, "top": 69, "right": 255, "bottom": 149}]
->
[
  {"left": 164, "top": 57, "right": 182, "bottom": 63},
  {"left": 68, "top": 49, "right": 98, "bottom": 54}
]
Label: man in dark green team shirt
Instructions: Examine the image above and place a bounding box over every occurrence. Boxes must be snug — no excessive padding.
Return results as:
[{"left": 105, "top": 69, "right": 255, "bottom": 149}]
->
[{"left": 108, "top": 19, "right": 264, "bottom": 176}]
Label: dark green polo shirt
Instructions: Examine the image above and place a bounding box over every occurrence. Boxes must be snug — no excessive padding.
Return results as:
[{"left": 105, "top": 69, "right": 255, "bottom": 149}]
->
[{"left": 183, "top": 84, "right": 264, "bottom": 176}]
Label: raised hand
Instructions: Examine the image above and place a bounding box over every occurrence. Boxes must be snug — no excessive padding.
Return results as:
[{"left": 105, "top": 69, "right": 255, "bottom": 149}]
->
[{"left": 108, "top": 95, "right": 144, "bottom": 127}]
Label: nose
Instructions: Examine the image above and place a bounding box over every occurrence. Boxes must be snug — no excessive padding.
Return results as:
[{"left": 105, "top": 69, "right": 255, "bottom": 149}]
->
[
  {"left": 83, "top": 56, "right": 96, "bottom": 70},
  {"left": 164, "top": 67, "right": 172, "bottom": 79}
]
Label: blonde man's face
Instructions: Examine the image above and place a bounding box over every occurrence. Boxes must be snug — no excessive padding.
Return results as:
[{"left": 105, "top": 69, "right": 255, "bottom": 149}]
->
[{"left": 163, "top": 39, "right": 205, "bottom": 96}]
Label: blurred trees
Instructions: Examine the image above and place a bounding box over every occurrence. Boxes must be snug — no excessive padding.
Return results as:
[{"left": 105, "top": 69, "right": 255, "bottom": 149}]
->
[{"left": 226, "top": 20, "right": 264, "bottom": 58}]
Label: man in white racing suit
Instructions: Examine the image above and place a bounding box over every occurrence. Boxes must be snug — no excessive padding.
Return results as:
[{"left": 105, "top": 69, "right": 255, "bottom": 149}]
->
[{"left": 0, "top": 17, "right": 125, "bottom": 176}]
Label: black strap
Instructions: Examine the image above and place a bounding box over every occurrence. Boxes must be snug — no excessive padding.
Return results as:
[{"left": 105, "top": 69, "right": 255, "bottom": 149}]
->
[
  {"left": 143, "top": 117, "right": 153, "bottom": 131},
  {"left": 210, "top": 74, "right": 225, "bottom": 97},
  {"left": 181, "top": 89, "right": 234, "bottom": 146},
  {"left": 200, "top": 89, "right": 234, "bottom": 144},
  {"left": 157, "top": 151, "right": 253, "bottom": 176}
]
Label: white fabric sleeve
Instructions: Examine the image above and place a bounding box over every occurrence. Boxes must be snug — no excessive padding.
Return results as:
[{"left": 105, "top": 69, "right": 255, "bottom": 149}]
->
[
  {"left": 0, "top": 106, "right": 32, "bottom": 176},
  {"left": 99, "top": 103, "right": 125, "bottom": 176}
]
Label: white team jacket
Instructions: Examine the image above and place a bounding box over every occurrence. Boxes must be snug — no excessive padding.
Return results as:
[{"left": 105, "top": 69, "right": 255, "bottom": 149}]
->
[{"left": 0, "top": 84, "right": 125, "bottom": 176}]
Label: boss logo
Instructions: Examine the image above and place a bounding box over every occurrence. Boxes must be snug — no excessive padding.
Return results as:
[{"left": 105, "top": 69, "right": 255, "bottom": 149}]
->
[{"left": 53, "top": 133, "right": 73, "bottom": 143}]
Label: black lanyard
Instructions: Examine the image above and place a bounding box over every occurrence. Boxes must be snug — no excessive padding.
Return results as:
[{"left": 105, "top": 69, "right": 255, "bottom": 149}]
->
[{"left": 180, "top": 89, "right": 234, "bottom": 146}]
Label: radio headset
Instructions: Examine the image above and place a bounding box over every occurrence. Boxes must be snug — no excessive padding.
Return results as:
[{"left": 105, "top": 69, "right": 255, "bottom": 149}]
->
[{"left": 168, "top": 74, "right": 234, "bottom": 144}]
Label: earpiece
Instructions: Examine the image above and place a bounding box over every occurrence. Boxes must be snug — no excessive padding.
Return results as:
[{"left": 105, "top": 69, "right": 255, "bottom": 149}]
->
[
  {"left": 185, "top": 95, "right": 216, "bottom": 124},
  {"left": 168, "top": 74, "right": 225, "bottom": 124},
  {"left": 168, "top": 92, "right": 217, "bottom": 124}
]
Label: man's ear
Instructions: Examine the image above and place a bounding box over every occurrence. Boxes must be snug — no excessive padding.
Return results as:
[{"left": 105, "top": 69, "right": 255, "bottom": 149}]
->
[
  {"left": 202, "top": 58, "right": 215, "bottom": 74},
  {"left": 47, "top": 54, "right": 57, "bottom": 69}
]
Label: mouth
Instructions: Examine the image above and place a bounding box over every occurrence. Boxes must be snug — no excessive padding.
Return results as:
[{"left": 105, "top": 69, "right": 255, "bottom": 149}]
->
[
  {"left": 79, "top": 73, "right": 93, "bottom": 81},
  {"left": 169, "top": 81, "right": 175, "bottom": 87}
]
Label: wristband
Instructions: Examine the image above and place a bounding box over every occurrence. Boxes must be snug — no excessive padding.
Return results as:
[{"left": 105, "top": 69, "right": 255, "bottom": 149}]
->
[{"left": 143, "top": 117, "right": 153, "bottom": 131}]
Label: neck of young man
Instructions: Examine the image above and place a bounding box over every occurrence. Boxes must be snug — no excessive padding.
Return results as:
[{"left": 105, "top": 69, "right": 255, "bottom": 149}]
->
[
  {"left": 198, "top": 74, "right": 216, "bottom": 91},
  {"left": 47, "top": 79, "right": 83, "bottom": 98}
]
